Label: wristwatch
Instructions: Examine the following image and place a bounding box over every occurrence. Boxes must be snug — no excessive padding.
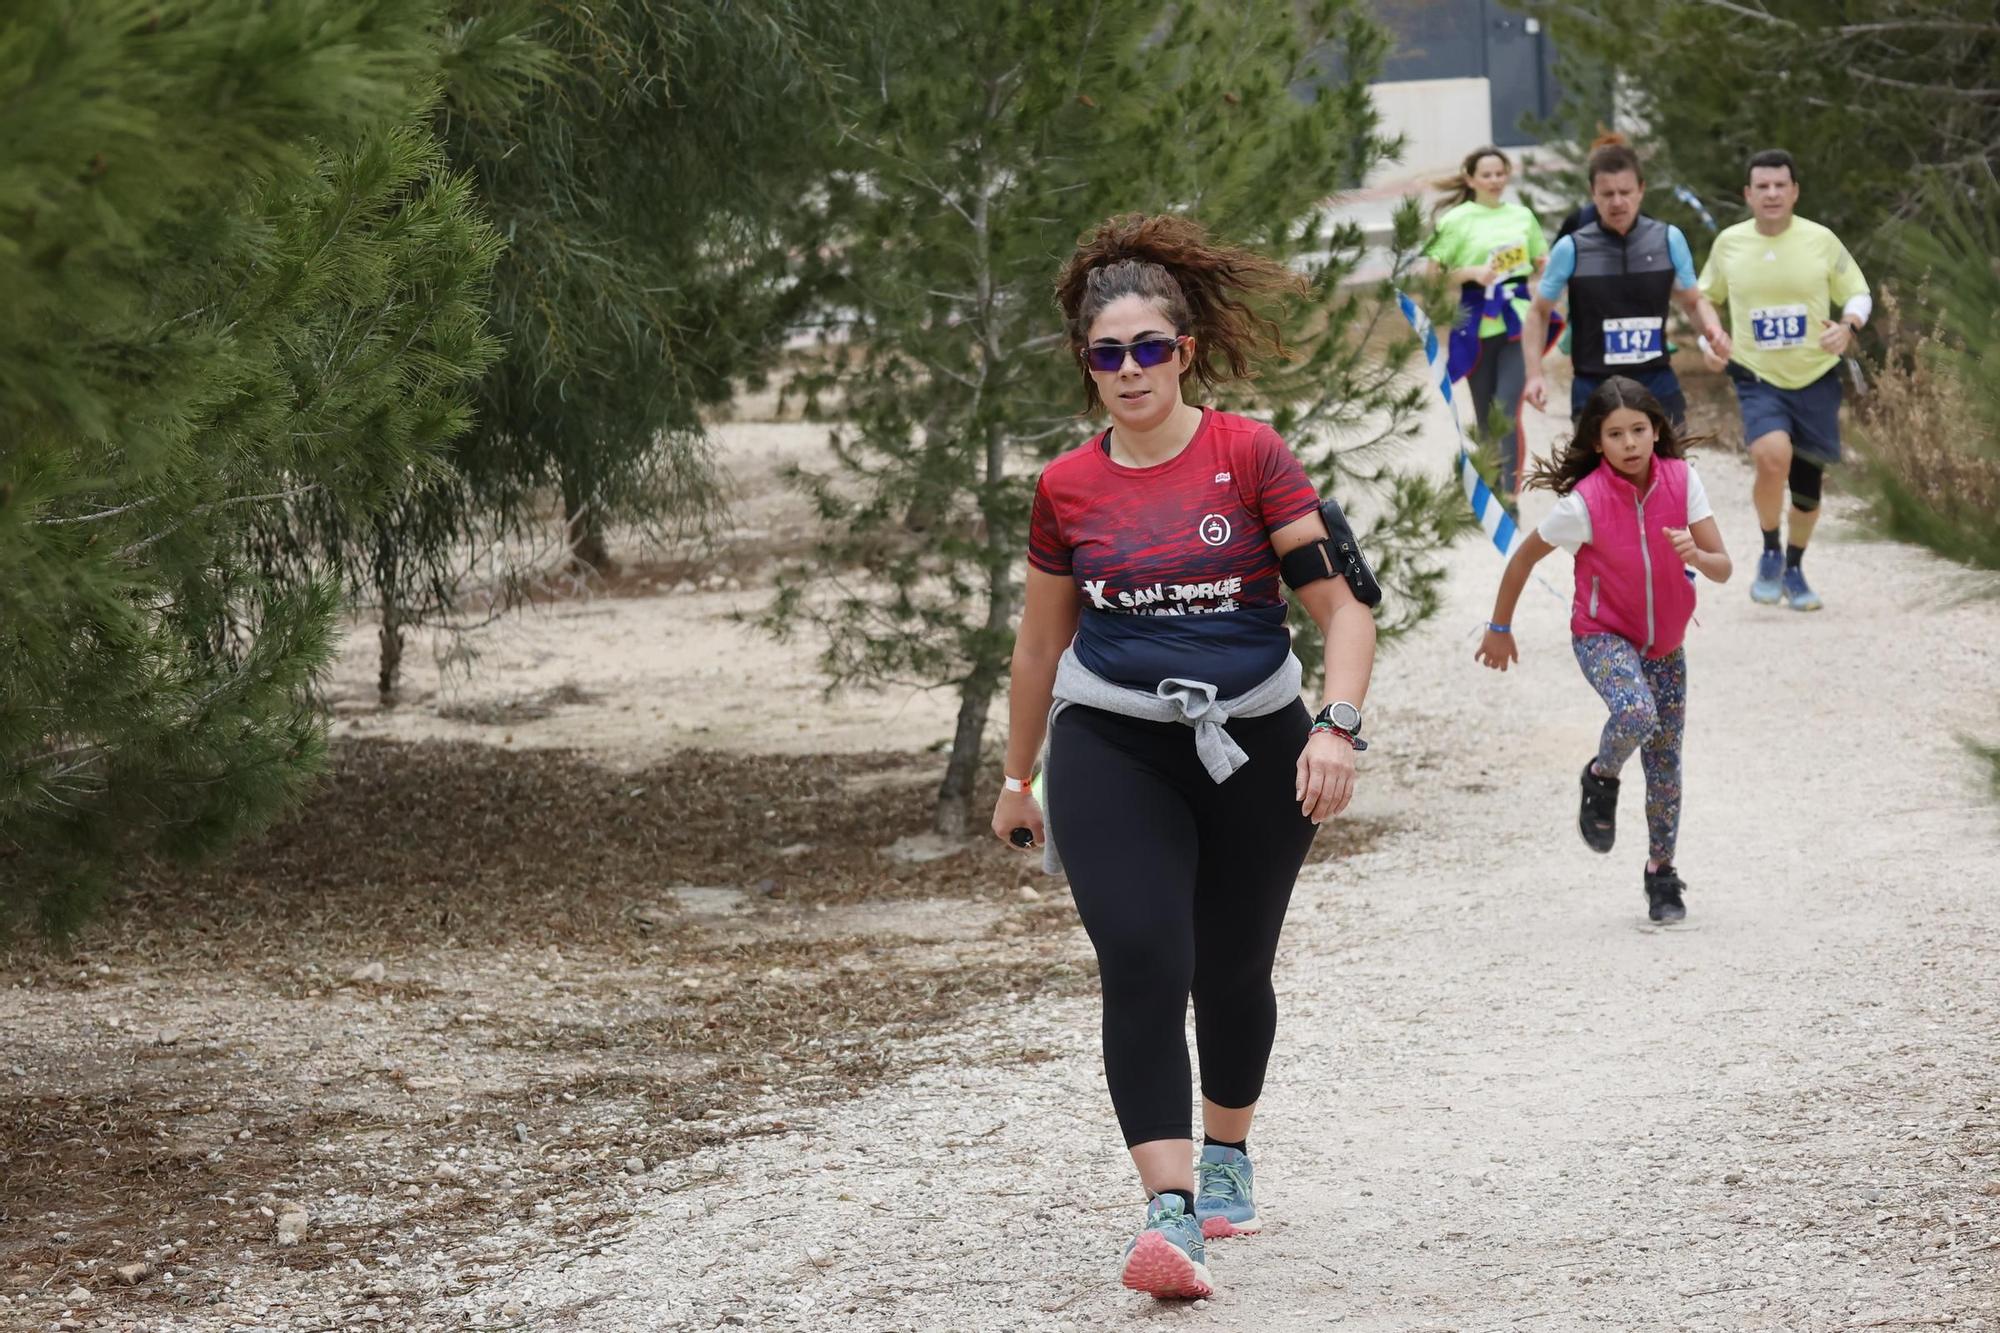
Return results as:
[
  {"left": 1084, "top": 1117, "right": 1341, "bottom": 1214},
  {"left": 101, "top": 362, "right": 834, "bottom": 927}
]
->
[
  {"left": 1311, "top": 701, "right": 1368, "bottom": 751},
  {"left": 1314, "top": 701, "right": 1362, "bottom": 733}
]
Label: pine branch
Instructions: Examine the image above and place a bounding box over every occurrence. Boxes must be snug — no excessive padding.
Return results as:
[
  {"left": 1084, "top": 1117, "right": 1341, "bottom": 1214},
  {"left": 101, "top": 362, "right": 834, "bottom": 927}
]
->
[
  {"left": 1847, "top": 68, "right": 2000, "bottom": 101},
  {"left": 34, "top": 496, "right": 164, "bottom": 526},
  {"left": 116, "top": 486, "right": 324, "bottom": 559},
  {"left": 1680, "top": 0, "right": 1784, "bottom": 25},
  {"left": 1837, "top": 19, "right": 2000, "bottom": 38}
]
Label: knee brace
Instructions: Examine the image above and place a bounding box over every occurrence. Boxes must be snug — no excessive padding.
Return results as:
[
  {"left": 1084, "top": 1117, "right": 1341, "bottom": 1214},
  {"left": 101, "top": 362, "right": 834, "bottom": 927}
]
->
[{"left": 1789, "top": 455, "right": 1824, "bottom": 512}]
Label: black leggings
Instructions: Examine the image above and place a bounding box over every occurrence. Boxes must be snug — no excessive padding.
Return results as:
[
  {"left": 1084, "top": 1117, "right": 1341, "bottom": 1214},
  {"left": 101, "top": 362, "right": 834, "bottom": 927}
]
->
[
  {"left": 1464, "top": 333, "right": 1526, "bottom": 494},
  {"left": 1047, "top": 701, "right": 1318, "bottom": 1147}
]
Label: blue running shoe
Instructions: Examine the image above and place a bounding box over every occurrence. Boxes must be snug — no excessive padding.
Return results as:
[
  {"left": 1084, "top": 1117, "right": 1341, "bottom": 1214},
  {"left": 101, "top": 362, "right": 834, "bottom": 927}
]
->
[
  {"left": 1195, "top": 1145, "right": 1261, "bottom": 1238},
  {"left": 1750, "top": 549, "right": 1784, "bottom": 604},
  {"left": 1781, "top": 566, "right": 1823, "bottom": 611},
  {"left": 1120, "top": 1193, "right": 1213, "bottom": 1300}
]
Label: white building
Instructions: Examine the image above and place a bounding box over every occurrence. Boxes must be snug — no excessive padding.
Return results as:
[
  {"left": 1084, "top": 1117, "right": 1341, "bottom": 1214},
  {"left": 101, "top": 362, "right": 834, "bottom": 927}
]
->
[{"left": 1368, "top": 0, "right": 1565, "bottom": 174}]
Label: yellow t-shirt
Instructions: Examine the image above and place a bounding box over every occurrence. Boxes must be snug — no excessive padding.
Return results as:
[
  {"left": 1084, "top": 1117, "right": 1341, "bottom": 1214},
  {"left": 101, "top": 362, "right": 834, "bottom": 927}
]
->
[
  {"left": 1698, "top": 216, "right": 1868, "bottom": 390},
  {"left": 1423, "top": 201, "right": 1548, "bottom": 339}
]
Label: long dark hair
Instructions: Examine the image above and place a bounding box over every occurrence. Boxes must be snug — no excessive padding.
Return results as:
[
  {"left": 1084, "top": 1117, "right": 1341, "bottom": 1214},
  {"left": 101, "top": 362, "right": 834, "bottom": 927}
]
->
[
  {"left": 1524, "top": 376, "right": 1708, "bottom": 496},
  {"left": 1430, "top": 144, "right": 1511, "bottom": 219},
  {"left": 1054, "top": 213, "right": 1309, "bottom": 413}
]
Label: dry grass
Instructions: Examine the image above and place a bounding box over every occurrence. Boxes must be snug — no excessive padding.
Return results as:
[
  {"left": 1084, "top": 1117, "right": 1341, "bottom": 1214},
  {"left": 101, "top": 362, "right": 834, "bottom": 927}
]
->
[{"left": 1849, "top": 291, "right": 2000, "bottom": 569}]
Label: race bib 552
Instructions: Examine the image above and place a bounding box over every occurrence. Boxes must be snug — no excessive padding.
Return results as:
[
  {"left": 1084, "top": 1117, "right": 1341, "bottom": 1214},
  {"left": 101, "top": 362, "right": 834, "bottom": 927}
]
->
[{"left": 1487, "top": 242, "right": 1529, "bottom": 280}]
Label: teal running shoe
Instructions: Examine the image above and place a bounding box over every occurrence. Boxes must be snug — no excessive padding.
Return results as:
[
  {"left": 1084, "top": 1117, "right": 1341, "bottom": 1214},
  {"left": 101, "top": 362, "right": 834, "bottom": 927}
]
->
[
  {"left": 1750, "top": 549, "right": 1784, "bottom": 604},
  {"left": 1781, "top": 566, "right": 1823, "bottom": 611},
  {"left": 1195, "top": 1145, "right": 1261, "bottom": 1238},
  {"left": 1119, "top": 1193, "right": 1213, "bottom": 1300}
]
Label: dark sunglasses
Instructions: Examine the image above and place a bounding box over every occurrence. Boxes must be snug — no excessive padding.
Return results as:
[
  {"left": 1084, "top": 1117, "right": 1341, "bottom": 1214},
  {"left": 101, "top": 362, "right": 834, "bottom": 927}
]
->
[{"left": 1082, "top": 335, "right": 1186, "bottom": 374}]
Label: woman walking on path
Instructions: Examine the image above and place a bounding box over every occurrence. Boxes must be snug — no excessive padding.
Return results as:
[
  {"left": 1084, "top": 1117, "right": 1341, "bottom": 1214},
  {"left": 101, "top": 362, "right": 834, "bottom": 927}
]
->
[
  {"left": 1476, "top": 377, "right": 1732, "bottom": 922},
  {"left": 1423, "top": 144, "right": 1555, "bottom": 498},
  {"left": 989, "top": 213, "right": 1377, "bottom": 1301}
]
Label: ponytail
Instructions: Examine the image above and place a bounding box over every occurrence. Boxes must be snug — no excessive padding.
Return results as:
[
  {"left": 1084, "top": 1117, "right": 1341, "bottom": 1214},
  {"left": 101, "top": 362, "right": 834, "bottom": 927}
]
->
[
  {"left": 1054, "top": 213, "right": 1307, "bottom": 412},
  {"left": 1431, "top": 145, "right": 1512, "bottom": 220}
]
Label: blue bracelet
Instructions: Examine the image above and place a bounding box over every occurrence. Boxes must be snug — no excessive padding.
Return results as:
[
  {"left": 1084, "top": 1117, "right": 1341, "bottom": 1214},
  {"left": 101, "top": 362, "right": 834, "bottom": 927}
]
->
[{"left": 1488, "top": 622, "right": 1511, "bottom": 633}]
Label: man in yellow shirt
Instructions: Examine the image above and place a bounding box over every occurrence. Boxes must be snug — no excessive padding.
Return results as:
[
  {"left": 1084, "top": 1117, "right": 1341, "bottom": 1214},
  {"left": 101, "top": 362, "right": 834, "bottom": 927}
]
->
[{"left": 1699, "top": 149, "right": 1870, "bottom": 611}]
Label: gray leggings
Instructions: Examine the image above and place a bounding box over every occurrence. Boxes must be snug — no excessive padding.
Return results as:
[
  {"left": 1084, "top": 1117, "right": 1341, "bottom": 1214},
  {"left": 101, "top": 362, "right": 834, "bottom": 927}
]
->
[{"left": 1464, "top": 333, "right": 1526, "bottom": 494}]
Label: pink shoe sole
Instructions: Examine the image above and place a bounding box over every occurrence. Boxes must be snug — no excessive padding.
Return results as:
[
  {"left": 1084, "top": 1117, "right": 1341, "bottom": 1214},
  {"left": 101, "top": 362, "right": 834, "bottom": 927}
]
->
[
  {"left": 1120, "top": 1230, "right": 1214, "bottom": 1300},
  {"left": 1200, "top": 1215, "right": 1262, "bottom": 1239}
]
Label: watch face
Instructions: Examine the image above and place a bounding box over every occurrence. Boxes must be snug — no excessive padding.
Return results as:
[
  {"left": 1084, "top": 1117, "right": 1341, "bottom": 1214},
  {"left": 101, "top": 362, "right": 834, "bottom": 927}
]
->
[{"left": 1328, "top": 702, "right": 1362, "bottom": 732}]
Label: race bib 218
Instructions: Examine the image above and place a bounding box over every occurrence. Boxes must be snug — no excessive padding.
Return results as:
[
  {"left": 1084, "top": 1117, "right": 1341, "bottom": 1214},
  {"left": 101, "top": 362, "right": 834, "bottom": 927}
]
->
[{"left": 1749, "top": 304, "right": 1810, "bottom": 350}]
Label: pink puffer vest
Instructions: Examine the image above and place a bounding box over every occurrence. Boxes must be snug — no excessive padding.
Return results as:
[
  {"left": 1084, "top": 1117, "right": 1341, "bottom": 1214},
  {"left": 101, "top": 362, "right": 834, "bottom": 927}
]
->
[{"left": 1570, "top": 456, "right": 1696, "bottom": 658}]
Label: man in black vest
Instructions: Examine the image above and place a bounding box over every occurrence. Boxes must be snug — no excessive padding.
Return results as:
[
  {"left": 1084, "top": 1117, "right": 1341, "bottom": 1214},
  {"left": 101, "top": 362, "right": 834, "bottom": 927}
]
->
[{"left": 1522, "top": 142, "right": 1730, "bottom": 426}]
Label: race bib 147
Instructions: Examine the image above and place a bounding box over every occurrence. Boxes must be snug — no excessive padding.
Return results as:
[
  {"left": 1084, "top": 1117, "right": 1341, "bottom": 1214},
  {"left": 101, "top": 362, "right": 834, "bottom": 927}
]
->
[
  {"left": 1749, "top": 304, "right": 1810, "bottom": 349},
  {"left": 1601, "top": 315, "right": 1663, "bottom": 365}
]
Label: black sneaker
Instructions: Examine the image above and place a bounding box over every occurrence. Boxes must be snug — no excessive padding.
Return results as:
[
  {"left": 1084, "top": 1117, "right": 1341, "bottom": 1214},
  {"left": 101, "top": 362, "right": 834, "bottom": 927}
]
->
[
  {"left": 1577, "top": 760, "right": 1619, "bottom": 853},
  {"left": 1645, "top": 865, "right": 1687, "bottom": 923}
]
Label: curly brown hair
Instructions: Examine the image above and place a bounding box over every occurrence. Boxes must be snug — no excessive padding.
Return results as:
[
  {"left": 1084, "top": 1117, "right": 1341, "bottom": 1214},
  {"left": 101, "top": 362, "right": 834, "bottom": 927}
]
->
[
  {"left": 1523, "top": 376, "right": 1709, "bottom": 496},
  {"left": 1053, "top": 213, "right": 1308, "bottom": 413}
]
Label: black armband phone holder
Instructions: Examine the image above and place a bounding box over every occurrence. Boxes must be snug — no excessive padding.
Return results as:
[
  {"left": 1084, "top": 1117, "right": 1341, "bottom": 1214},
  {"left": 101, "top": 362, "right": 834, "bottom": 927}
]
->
[{"left": 1280, "top": 496, "right": 1383, "bottom": 608}]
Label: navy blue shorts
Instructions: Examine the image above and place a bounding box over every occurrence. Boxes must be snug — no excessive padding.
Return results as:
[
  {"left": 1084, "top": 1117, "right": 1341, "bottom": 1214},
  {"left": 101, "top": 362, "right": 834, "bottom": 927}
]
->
[
  {"left": 1728, "top": 363, "right": 1843, "bottom": 464},
  {"left": 1572, "top": 367, "right": 1687, "bottom": 431}
]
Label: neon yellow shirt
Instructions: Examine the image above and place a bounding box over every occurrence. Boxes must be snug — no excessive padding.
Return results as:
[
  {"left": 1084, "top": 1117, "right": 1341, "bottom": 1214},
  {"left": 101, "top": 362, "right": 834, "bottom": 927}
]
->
[
  {"left": 1424, "top": 201, "right": 1548, "bottom": 338},
  {"left": 1698, "top": 215, "right": 1868, "bottom": 390}
]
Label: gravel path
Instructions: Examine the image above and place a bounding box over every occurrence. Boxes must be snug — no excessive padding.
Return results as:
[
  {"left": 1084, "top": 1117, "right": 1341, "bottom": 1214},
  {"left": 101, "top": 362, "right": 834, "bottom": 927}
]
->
[{"left": 450, "top": 444, "right": 2000, "bottom": 1331}]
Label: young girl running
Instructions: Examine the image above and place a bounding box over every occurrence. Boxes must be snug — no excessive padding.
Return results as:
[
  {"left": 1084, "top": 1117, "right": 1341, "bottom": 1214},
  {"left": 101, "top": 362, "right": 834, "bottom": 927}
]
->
[
  {"left": 990, "top": 214, "right": 1377, "bottom": 1300},
  {"left": 1476, "top": 376, "right": 1732, "bottom": 922}
]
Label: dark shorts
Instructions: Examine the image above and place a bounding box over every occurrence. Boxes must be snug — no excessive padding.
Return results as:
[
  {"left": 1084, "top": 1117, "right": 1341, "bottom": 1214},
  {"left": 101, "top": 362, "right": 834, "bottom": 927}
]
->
[
  {"left": 1572, "top": 367, "right": 1687, "bottom": 431},
  {"left": 1727, "top": 363, "right": 1843, "bottom": 465}
]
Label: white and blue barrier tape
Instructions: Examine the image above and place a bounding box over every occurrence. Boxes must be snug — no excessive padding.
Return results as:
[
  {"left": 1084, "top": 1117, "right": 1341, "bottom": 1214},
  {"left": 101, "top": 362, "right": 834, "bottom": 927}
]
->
[
  {"left": 1671, "top": 185, "right": 1719, "bottom": 233},
  {"left": 1396, "top": 290, "right": 1524, "bottom": 559}
]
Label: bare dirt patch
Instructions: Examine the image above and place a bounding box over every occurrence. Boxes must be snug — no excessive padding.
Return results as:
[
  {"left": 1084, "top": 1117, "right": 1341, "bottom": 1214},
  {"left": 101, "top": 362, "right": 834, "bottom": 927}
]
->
[{"left": 0, "top": 737, "right": 1385, "bottom": 1328}]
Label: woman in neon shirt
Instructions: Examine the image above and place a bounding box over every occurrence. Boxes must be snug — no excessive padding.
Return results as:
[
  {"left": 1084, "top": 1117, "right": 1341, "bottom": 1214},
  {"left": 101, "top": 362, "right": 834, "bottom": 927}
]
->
[{"left": 1423, "top": 145, "right": 1552, "bottom": 497}]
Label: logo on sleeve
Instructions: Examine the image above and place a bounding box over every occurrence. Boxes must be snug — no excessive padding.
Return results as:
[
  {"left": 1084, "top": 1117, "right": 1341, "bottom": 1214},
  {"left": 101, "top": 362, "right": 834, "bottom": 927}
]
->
[{"left": 1198, "top": 514, "right": 1232, "bottom": 547}]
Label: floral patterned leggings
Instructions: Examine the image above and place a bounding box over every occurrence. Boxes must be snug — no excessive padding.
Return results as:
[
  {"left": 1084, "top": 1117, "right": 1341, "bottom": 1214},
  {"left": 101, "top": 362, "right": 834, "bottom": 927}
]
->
[{"left": 1571, "top": 635, "right": 1687, "bottom": 865}]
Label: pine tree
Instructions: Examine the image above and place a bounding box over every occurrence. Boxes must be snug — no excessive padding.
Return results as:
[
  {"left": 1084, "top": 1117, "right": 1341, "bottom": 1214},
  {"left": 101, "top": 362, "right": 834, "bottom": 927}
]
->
[
  {"left": 315, "top": 2, "right": 872, "bottom": 699},
  {"left": 1524, "top": 0, "right": 2000, "bottom": 251},
  {"left": 765, "top": 1, "right": 1466, "bottom": 835},
  {"left": 438, "top": 2, "right": 856, "bottom": 565},
  {"left": 242, "top": 5, "right": 552, "bottom": 703},
  {"left": 0, "top": 1, "right": 503, "bottom": 933}
]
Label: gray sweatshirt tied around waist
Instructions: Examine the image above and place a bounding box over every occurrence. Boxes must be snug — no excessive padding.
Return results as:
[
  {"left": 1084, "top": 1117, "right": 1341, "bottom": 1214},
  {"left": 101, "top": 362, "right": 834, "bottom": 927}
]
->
[{"left": 1038, "top": 645, "right": 1304, "bottom": 874}]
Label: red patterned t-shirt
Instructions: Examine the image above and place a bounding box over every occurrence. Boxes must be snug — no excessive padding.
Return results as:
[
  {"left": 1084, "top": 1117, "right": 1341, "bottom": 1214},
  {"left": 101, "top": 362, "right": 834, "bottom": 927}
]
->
[
  {"left": 1028, "top": 408, "right": 1319, "bottom": 613},
  {"left": 1028, "top": 409, "right": 1321, "bottom": 693}
]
